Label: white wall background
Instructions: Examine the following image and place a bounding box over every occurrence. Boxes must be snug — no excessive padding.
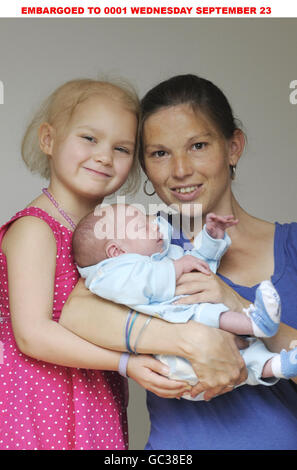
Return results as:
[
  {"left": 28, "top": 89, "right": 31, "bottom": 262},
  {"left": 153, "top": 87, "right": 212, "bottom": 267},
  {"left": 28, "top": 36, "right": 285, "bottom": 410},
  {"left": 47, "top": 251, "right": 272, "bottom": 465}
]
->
[{"left": 0, "top": 18, "right": 296, "bottom": 449}]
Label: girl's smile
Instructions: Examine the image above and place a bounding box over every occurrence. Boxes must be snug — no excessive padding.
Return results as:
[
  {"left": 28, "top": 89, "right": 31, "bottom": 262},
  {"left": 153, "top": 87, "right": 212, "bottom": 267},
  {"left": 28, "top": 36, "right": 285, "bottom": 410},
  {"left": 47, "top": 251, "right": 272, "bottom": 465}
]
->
[{"left": 82, "top": 166, "right": 113, "bottom": 178}]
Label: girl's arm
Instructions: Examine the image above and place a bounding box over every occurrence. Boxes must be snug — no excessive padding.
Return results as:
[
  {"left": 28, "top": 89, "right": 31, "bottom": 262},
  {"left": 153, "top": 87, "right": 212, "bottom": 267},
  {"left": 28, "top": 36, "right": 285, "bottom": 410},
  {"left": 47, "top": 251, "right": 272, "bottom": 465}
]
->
[
  {"left": 3, "top": 217, "right": 189, "bottom": 398},
  {"left": 4, "top": 216, "right": 125, "bottom": 369},
  {"left": 60, "top": 279, "right": 248, "bottom": 401}
]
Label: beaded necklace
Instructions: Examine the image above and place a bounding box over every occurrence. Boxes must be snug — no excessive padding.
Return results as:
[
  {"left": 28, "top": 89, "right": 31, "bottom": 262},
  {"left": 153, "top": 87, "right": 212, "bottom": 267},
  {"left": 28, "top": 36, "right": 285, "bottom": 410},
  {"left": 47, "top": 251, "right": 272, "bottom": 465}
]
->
[{"left": 42, "top": 188, "right": 77, "bottom": 230}]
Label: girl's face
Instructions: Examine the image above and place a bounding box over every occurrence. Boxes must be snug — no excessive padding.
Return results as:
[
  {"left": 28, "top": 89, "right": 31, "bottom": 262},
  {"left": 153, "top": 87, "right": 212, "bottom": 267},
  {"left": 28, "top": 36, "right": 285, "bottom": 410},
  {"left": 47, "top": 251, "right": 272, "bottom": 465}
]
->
[
  {"left": 46, "top": 95, "right": 137, "bottom": 201},
  {"left": 143, "top": 104, "right": 243, "bottom": 219}
]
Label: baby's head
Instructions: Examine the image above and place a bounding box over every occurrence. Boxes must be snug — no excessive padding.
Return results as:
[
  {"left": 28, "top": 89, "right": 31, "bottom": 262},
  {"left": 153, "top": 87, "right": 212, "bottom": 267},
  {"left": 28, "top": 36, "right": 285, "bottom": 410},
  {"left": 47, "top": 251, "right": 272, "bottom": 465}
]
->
[{"left": 72, "top": 203, "right": 164, "bottom": 268}]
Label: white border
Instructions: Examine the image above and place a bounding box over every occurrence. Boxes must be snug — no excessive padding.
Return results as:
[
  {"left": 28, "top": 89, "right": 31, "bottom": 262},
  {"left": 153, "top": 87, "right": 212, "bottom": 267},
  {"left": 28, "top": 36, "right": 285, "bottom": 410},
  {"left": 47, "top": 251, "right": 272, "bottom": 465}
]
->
[{"left": 0, "top": 0, "right": 296, "bottom": 18}]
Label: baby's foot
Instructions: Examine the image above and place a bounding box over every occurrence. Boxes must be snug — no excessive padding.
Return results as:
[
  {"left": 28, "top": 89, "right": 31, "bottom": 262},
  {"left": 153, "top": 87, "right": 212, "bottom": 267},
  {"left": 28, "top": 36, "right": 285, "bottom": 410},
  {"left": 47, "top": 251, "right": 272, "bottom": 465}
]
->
[
  {"left": 244, "top": 280, "right": 281, "bottom": 337},
  {"left": 270, "top": 348, "right": 297, "bottom": 379}
]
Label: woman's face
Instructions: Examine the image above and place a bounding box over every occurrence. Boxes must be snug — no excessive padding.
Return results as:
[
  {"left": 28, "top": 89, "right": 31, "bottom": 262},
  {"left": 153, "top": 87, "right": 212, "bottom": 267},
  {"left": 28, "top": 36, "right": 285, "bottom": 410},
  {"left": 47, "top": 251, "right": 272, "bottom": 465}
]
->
[{"left": 143, "top": 104, "right": 242, "bottom": 218}]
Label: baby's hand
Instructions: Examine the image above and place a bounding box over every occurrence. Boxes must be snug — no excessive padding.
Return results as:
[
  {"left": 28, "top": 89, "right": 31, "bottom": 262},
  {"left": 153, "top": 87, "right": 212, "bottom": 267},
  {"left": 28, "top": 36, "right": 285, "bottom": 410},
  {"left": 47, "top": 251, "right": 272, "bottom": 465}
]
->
[
  {"left": 173, "top": 255, "right": 211, "bottom": 281},
  {"left": 206, "top": 213, "right": 238, "bottom": 239}
]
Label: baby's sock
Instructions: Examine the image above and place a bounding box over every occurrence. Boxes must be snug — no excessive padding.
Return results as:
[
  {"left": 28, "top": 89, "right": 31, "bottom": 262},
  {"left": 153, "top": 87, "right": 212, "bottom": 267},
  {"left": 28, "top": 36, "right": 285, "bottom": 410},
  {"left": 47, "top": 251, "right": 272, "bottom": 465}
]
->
[
  {"left": 243, "top": 280, "right": 281, "bottom": 337},
  {"left": 269, "top": 347, "right": 297, "bottom": 379}
]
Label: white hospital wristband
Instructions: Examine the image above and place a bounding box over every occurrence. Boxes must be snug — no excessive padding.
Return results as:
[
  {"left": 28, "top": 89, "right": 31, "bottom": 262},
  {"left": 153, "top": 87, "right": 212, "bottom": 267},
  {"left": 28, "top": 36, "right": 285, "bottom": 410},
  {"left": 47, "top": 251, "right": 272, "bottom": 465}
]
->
[{"left": 118, "top": 352, "right": 130, "bottom": 378}]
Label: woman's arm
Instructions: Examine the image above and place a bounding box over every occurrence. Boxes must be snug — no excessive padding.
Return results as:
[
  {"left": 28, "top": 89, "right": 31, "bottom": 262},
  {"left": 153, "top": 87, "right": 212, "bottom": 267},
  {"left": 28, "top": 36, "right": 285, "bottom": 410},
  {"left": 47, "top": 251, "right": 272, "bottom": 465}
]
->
[
  {"left": 263, "top": 323, "right": 297, "bottom": 384},
  {"left": 60, "top": 279, "right": 248, "bottom": 400}
]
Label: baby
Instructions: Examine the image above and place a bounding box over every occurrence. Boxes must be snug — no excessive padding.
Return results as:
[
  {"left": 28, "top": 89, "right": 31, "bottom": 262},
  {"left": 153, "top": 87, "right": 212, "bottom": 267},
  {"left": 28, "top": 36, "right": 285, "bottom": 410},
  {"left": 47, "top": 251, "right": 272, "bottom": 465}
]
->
[{"left": 73, "top": 203, "right": 297, "bottom": 399}]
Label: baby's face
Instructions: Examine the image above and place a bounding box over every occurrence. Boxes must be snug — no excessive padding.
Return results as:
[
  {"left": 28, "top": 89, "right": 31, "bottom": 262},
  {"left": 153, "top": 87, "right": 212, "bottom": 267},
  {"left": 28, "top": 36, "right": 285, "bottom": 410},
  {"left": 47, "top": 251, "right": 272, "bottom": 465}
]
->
[{"left": 121, "top": 209, "right": 164, "bottom": 256}]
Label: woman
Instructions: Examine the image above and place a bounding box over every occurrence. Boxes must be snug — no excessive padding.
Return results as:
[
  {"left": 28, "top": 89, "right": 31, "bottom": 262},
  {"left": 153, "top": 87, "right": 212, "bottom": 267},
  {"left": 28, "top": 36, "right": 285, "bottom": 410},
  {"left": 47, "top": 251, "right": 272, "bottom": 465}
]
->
[{"left": 60, "top": 75, "right": 297, "bottom": 449}]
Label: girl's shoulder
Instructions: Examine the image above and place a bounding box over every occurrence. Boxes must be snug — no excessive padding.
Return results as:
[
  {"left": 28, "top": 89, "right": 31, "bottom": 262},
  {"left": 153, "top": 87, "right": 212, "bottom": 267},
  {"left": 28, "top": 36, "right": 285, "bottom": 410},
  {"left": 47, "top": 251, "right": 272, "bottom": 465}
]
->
[{"left": 1, "top": 207, "right": 70, "bottom": 255}]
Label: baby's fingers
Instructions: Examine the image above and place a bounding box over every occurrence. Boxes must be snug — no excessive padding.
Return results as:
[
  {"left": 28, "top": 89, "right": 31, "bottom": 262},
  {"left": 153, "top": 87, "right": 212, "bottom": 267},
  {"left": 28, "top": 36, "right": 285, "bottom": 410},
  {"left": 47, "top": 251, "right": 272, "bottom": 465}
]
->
[{"left": 224, "top": 219, "right": 239, "bottom": 227}]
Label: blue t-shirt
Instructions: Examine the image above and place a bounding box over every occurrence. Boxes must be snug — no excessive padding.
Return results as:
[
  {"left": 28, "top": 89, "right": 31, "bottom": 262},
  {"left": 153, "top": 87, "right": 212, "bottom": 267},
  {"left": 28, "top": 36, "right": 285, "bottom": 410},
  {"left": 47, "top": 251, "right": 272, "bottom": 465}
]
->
[{"left": 145, "top": 222, "right": 297, "bottom": 450}]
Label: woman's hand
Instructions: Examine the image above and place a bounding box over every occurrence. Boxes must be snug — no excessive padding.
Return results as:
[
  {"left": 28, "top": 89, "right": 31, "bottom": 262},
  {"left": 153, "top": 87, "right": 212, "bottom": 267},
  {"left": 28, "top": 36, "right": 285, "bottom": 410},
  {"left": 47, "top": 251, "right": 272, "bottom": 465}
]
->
[
  {"left": 127, "top": 354, "right": 192, "bottom": 399},
  {"left": 179, "top": 321, "right": 248, "bottom": 401},
  {"left": 175, "top": 271, "right": 250, "bottom": 312}
]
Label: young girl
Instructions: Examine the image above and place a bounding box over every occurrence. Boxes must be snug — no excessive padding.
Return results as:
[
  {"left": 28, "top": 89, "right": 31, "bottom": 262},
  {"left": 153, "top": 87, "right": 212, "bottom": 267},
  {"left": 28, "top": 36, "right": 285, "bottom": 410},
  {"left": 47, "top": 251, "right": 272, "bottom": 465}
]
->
[{"left": 0, "top": 78, "right": 188, "bottom": 450}]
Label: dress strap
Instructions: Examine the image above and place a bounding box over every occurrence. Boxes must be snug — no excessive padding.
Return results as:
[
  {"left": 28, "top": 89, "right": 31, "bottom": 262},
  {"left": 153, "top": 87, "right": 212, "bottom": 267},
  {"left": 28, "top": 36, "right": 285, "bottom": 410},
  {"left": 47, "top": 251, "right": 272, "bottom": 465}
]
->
[{"left": 0, "top": 207, "right": 72, "bottom": 246}]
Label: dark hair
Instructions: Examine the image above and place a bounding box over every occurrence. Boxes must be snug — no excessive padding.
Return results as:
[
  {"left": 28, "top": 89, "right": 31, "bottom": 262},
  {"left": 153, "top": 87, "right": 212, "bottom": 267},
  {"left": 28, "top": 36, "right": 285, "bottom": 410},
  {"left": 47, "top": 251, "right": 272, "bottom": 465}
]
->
[{"left": 138, "top": 74, "right": 242, "bottom": 171}]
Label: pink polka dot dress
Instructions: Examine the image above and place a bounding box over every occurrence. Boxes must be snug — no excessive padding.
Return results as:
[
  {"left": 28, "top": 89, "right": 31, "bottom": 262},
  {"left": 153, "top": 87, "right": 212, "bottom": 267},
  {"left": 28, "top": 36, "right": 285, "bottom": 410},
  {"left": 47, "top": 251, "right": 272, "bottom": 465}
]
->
[{"left": 0, "top": 207, "right": 128, "bottom": 450}]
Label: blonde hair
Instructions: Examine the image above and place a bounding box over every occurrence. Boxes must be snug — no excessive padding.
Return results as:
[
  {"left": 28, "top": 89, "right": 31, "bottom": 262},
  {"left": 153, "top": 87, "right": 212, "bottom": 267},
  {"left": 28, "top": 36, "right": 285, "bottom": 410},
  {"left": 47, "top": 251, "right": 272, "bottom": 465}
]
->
[{"left": 21, "top": 77, "right": 141, "bottom": 194}]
